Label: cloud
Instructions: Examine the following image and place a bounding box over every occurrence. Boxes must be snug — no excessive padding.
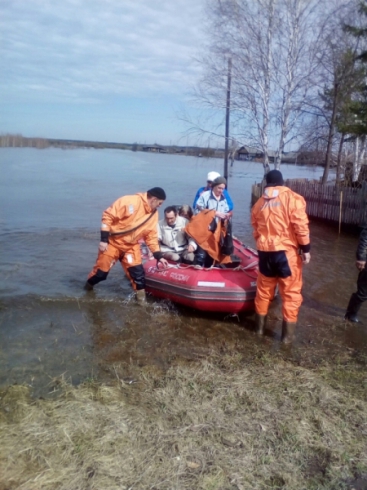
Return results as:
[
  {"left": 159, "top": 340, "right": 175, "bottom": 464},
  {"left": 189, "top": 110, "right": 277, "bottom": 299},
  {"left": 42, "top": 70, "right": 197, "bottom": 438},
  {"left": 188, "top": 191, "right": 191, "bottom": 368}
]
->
[{"left": 0, "top": 0, "right": 206, "bottom": 103}]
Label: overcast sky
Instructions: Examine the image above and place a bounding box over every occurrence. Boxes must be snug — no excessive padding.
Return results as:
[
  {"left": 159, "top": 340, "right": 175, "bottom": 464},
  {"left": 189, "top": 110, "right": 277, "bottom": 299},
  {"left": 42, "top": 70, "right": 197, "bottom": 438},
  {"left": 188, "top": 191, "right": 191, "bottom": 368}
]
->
[{"left": 0, "top": 0, "right": 207, "bottom": 145}]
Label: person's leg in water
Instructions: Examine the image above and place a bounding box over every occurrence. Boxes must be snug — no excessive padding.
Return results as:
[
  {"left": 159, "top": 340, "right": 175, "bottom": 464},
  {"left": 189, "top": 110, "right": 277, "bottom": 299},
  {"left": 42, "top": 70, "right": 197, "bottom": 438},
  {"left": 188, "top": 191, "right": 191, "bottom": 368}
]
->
[
  {"left": 85, "top": 243, "right": 120, "bottom": 290},
  {"left": 120, "top": 244, "right": 147, "bottom": 304}
]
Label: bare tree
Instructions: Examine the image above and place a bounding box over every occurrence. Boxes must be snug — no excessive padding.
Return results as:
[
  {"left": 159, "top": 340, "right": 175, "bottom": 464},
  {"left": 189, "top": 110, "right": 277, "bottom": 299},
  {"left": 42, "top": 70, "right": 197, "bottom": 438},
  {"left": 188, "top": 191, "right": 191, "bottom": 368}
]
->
[
  {"left": 229, "top": 138, "right": 238, "bottom": 167},
  {"left": 271, "top": 0, "right": 329, "bottom": 169},
  {"left": 193, "top": 0, "right": 336, "bottom": 173}
]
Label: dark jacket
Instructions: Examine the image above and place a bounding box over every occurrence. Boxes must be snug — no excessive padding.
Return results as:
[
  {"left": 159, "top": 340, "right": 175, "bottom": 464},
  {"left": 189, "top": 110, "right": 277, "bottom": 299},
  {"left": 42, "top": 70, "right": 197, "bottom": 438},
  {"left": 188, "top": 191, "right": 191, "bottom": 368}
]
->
[{"left": 357, "top": 226, "right": 367, "bottom": 261}]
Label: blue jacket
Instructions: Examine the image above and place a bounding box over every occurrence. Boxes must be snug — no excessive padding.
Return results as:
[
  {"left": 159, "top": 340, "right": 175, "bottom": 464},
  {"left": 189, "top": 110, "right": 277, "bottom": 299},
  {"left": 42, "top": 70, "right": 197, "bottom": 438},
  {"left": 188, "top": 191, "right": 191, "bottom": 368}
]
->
[{"left": 193, "top": 186, "right": 234, "bottom": 211}]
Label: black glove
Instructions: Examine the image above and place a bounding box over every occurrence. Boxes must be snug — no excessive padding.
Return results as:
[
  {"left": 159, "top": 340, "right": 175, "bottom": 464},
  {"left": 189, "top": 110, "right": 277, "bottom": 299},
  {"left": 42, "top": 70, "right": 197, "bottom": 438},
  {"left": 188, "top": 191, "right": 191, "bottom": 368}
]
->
[
  {"left": 299, "top": 243, "right": 310, "bottom": 253},
  {"left": 153, "top": 251, "right": 164, "bottom": 261},
  {"left": 100, "top": 230, "right": 109, "bottom": 243}
]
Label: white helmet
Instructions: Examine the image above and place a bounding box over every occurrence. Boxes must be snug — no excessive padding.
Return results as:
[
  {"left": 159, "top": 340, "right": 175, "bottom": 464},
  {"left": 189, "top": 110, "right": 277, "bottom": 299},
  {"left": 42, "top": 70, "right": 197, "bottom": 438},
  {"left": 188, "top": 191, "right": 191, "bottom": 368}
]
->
[{"left": 207, "top": 171, "right": 221, "bottom": 182}]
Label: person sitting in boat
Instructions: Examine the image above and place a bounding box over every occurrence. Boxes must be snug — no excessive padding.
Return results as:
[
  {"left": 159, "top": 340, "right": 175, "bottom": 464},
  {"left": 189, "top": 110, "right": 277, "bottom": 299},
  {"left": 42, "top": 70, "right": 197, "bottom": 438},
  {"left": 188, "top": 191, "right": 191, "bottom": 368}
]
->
[
  {"left": 178, "top": 204, "right": 193, "bottom": 221},
  {"left": 158, "top": 206, "right": 196, "bottom": 263},
  {"left": 193, "top": 176, "right": 231, "bottom": 267},
  {"left": 195, "top": 176, "right": 231, "bottom": 219},
  {"left": 193, "top": 171, "right": 234, "bottom": 212}
]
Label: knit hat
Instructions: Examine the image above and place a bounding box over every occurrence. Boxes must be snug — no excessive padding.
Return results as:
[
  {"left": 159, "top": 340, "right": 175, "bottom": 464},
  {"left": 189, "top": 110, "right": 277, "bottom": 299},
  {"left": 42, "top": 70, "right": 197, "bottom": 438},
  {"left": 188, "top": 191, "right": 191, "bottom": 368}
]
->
[
  {"left": 266, "top": 170, "right": 284, "bottom": 186},
  {"left": 207, "top": 171, "right": 221, "bottom": 182},
  {"left": 147, "top": 187, "right": 166, "bottom": 200},
  {"left": 212, "top": 176, "right": 227, "bottom": 187}
]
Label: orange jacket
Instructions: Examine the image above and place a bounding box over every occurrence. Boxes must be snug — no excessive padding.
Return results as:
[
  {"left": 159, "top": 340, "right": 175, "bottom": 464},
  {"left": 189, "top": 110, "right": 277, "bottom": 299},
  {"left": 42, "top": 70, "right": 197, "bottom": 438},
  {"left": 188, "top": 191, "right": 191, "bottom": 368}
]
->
[
  {"left": 251, "top": 186, "right": 310, "bottom": 252},
  {"left": 101, "top": 192, "right": 160, "bottom": 252},
  {"left": 184, "top": 209, "right": 231, "bottom": 264}
]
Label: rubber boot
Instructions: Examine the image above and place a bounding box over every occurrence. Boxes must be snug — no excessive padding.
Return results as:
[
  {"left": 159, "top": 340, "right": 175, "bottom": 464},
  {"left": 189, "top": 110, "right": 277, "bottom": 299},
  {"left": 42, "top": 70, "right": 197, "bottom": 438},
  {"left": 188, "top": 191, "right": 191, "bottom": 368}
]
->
[
  {"left": 255, "top": 314, "right": 267, "bottom": 335},
  {"left": 135, "top": 289, "right": 147, "bottom": 304},
  {"left": 281, "top": 320, "right": 296, "bottom": 344},
  {"left": 345, "top": 313, "right": 361, "bottom": 323},
  {"left": 345, "top": 293, "right": 362, "bottom": 323},
  {"left": 84, "top": 281, "right": 94, "bottom": 291}
]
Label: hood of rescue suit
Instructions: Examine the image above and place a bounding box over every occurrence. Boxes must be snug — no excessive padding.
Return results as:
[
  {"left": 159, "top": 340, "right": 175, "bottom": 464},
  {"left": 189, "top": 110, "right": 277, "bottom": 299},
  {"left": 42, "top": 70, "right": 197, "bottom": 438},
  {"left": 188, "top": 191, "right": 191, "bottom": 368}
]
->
[{"left": 137, "top": 192, "right": 153, "bottom": 212}]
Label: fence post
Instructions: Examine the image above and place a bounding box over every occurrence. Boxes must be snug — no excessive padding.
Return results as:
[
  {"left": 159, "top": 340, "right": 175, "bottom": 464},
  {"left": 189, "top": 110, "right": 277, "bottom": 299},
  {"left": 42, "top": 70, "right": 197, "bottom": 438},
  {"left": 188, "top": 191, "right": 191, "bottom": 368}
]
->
[{"left": 339, "top": 190, "right": 343, "bottom": 234}]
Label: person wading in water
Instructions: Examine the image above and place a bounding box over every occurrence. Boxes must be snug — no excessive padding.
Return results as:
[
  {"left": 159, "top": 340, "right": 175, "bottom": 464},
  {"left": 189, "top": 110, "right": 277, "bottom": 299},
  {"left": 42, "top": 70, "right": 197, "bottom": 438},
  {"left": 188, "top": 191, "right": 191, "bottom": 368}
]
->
[{"left": 84, "top": 187, "right": 168, "bottom": 303}]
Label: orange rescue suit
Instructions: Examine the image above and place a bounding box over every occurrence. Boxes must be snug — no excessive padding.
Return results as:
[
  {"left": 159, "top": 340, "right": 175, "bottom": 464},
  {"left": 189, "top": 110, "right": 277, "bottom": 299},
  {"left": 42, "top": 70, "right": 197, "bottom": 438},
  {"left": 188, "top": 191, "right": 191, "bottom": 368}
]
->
[
  {"left": 251, "top": 186, "right": 310, "bottom": 322},
  {"left": 88, "top": 193, "right": 160, "bottom": 289},
  {"left": 184, "top": 209, "right": 232, "bottom": 264}
]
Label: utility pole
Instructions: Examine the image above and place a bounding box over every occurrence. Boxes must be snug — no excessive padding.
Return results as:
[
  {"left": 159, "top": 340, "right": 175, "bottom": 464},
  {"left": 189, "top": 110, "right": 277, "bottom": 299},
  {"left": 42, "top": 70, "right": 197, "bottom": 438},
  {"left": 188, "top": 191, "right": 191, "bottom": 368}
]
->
[{"left": 224, "top": 57, "right": 232, "bottom": 188}]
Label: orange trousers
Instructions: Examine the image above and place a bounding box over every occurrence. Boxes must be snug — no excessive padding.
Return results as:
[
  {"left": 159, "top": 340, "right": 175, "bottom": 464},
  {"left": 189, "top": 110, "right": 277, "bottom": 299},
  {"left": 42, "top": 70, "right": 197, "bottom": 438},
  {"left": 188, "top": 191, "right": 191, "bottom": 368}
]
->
[
  {"left": 87, "top": 241, "right": 142, "bottom": 290},
  {"left": 255, "top": 249, "right": 303, "bottom": 323}
]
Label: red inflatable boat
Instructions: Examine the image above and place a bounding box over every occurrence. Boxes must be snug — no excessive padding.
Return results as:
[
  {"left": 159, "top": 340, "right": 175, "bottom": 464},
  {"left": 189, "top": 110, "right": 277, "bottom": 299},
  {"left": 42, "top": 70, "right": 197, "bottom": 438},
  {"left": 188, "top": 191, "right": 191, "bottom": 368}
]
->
[{"left": 142, "top": 238, "right": 258, "bottom": 314}]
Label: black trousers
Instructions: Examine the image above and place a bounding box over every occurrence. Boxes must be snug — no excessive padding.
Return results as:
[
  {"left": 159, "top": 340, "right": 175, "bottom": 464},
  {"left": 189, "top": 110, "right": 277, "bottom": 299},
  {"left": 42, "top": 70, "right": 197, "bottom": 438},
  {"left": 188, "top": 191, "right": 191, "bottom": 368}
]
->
[
  {"left": 257, "top": 250, "right": 292, "bottom": 278},
  {"left": 194, "top": 246, "right": 214, "bottom": 268},
  {"left": 346, "top": 268, "right": 367, "bottom": 315}
]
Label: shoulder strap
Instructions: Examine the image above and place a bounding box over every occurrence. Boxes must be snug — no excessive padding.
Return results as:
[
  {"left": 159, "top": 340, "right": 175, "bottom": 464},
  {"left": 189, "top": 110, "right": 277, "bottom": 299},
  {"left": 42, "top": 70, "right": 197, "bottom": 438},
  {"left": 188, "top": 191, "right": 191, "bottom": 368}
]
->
[{"left": 109, "top": 209, "right": 157, "bottom": 237}]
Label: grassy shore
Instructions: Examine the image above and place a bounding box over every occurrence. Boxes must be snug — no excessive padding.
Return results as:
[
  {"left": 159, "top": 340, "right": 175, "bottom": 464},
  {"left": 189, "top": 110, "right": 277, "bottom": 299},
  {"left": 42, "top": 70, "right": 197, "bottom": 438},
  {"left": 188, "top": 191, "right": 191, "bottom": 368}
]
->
[{"left": 1, "top": 351, "right": 366, "bottom": 490}]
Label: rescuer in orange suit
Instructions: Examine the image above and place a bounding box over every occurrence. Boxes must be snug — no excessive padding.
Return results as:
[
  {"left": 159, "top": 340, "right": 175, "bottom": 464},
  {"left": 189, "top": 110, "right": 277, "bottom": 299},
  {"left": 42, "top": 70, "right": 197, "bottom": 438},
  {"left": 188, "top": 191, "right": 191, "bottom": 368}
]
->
[
  {"left": 84, "top": 187, "right": 169, "bottom": 303},
  {"left": 251, "top": 170, "right": 311, "bottom": 343}
]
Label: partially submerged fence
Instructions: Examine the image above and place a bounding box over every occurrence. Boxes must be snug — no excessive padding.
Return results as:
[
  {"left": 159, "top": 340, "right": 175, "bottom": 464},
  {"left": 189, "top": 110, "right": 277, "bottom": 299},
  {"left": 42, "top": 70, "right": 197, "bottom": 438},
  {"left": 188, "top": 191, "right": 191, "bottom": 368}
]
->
[{"left": 251, "top": 179, "right": 367, "bottom": 226}]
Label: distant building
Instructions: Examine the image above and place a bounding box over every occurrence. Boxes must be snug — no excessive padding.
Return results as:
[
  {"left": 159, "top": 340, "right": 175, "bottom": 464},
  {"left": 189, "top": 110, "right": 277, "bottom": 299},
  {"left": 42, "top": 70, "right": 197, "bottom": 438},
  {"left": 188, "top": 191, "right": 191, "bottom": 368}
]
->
[
  {"left": 236, "top": 146, "right": 276, "bottom": 161},
  {"left": 142, "top": 144, "right": 167, "bottom": 153},
  {"left": 237, "top": 145, "right": 259, "bottom": 160},
  {"left": 236, "top": 146, "right": 300, "bottom": 163},
  {"left": 281, "top": 151, "right": 298, "bottom": 164}
]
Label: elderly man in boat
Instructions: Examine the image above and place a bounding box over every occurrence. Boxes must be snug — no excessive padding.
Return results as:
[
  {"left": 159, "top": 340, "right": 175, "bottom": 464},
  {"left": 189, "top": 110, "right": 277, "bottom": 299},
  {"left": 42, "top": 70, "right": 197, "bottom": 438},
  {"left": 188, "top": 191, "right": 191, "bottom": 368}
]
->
[{"left": 158, "top": 206, "right": 196, "bottom": 263}]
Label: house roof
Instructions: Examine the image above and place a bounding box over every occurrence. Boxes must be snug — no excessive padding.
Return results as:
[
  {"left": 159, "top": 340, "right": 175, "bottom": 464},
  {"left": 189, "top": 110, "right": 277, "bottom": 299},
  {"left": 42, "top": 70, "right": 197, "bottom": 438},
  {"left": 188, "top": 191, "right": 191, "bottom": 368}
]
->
[
  {"left": 238, "top": 145, "right": 277, "bottom": 157},
  {"left": 238, "top": 145, "right": 261, "bottom": 154}
]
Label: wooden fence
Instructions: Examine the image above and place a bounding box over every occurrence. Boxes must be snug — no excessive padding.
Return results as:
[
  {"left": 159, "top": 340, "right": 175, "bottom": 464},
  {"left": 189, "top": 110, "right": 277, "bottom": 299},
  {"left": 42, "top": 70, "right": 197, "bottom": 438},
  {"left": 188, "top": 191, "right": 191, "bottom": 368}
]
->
[{"left": 251, "top": 179, "right": 367, "bottom": 226}]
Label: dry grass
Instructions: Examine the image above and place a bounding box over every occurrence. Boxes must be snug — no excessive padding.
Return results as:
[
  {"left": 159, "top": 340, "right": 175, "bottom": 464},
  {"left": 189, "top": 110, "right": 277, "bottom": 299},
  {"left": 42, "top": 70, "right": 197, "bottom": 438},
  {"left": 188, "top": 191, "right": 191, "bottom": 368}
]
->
[{"left": 1, "top": 353, "right": 366, "bottom": 490}]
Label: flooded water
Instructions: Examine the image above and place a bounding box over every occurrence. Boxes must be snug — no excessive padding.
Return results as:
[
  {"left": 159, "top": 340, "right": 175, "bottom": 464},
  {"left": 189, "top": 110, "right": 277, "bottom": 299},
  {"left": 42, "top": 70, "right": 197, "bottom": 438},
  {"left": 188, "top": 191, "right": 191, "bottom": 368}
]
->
[{"left": 0, "top": 148, "right": 365, "bottom": 396}]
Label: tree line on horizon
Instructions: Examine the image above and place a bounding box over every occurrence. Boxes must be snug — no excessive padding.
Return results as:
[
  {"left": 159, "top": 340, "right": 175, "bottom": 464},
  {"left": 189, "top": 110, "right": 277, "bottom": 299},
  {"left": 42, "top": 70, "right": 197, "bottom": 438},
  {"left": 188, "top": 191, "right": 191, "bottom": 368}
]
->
[{"left": 0, "top": 134, "right": 221, "bottom": 158}]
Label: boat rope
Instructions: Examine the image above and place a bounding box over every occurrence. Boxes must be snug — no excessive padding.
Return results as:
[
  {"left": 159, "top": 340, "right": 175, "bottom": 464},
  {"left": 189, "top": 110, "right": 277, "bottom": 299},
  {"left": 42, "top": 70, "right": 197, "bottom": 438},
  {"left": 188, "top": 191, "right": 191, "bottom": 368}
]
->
[
  {"left": 233, "top": 261, "right": 258, "bottom": 271},
  {"left": 153, "top": 260, "right": 258, "bottom": 275}
]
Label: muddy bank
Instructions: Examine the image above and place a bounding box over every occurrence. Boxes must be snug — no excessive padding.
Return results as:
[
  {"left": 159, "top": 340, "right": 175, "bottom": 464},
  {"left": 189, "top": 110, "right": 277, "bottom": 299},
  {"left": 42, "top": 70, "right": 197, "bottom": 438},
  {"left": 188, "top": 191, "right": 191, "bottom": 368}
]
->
[{"left": 1, "top": 284, "right": 367, "bottom": 399}]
